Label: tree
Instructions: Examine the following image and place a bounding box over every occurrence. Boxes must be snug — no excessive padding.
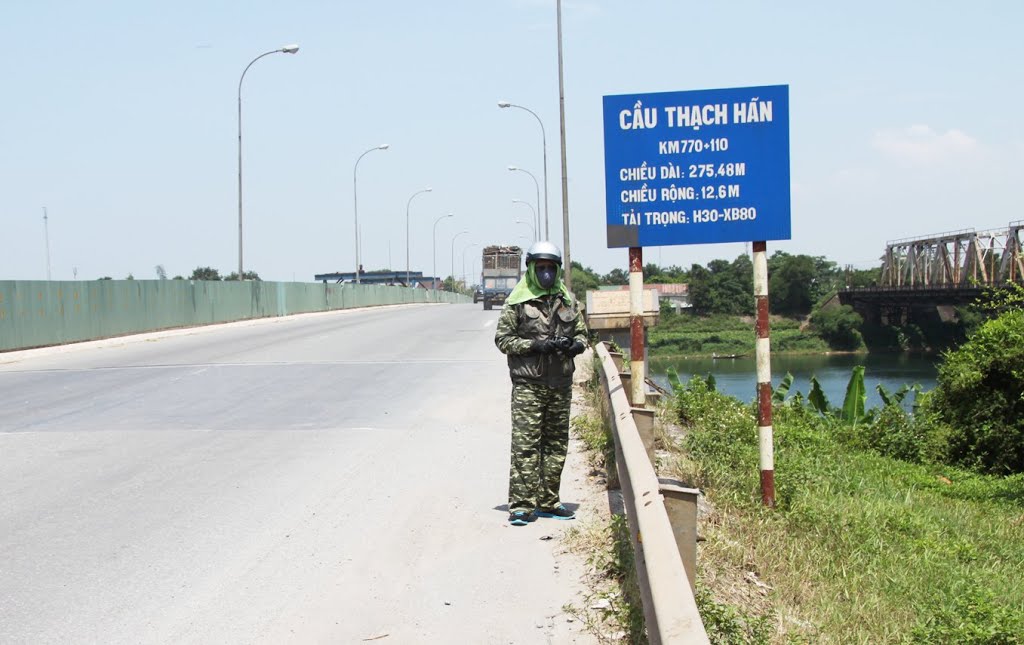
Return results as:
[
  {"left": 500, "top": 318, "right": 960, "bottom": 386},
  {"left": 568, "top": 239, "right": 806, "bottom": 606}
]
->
[
  {"left": 926, "top": 284, "right": 1024, "bottom": 473},
  {"left": 190, "top": 267, "right": 221, "bottom": 281},
  {"left": 155, "top": 264, "right": 167, "bottom": 280},
  {"left": 811, "top": 304, "right": 864, "bottom": 350},
  {"left": 686, "top": 255, "right": 753, "bottom": 315},
  {"left": 569, "top": 261, "right": 600, "bottom": 304},
  {"left": 768, "top": 253, "right": 817, "bottom": 316},
  {"left": 601, "top": 268, "right": 629, "bottom": 285},
  {"left": 844, "top": 266, "right": 881, "bottom": 288},
  {"left": 224, "top": 270, "right": 261, "bottom": 281},
  {"left": 932, "top": 307, "right": 1024, "bottom": 474}
]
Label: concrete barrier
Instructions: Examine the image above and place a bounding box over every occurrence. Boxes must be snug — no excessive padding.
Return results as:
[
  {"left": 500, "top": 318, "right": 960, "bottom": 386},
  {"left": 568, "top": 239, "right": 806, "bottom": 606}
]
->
[
  {"left": 594, "top": 341, "right": 709, "bottom": 644},
  {"left": 0, "top": 280, "right": 468, "bottom": 352}
]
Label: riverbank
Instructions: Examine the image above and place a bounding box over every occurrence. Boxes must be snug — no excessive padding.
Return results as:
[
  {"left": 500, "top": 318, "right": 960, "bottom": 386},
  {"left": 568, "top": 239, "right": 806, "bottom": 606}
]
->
[
  {"left": 664, "top": 377, "right": 1024, "bottom": 641},
  {"left": 648, "top": 313, "right": 834, "bottom": 358}
]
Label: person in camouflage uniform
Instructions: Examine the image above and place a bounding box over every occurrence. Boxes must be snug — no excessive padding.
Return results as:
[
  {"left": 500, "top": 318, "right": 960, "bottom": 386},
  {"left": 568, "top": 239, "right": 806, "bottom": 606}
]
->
[{"left": 494, "top": 241, "right": 588, "bottom": 526}]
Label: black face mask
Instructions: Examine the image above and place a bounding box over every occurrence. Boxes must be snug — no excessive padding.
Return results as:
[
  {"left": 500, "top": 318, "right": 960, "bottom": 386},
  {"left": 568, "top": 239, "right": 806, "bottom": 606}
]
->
[{"left": 536, "top": 265, "right": 558, "bottom": 289}]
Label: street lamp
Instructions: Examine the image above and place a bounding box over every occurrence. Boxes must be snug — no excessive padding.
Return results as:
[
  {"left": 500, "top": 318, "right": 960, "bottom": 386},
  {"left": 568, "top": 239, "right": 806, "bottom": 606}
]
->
[
  {"left": 450, "top": 230, "right": 469, "bottom": 289},
  {"left": 237, "top": 44, "right": 300, "bottom": 280},
  {"left": 461, "top": 242, "right": 478, "bottom": 286},
  {"left": 432, "top": 213, "right": 453, "bottom": 292},
  {"left": 405, "top": 187, "right": 432, "bottom": 286},
  {"left": 507, "top": 166, "right": 540, "bottom": 239},
  {"left": 499, "top": 101, "right": 549, "bottom": 239},
  {"left": 515, "top": 219, "right": 536, "bottom": 240},
  {"left": 512, "top": 199, "right": 537, "bottom": 241},
  {"left": 354, "top": 144, "right": 389, "bottom": 284}
]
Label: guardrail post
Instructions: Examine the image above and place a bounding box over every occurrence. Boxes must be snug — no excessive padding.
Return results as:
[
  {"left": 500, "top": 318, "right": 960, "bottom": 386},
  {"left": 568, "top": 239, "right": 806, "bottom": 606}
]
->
[
  {"left": 631, "top": 407, "right": 656, "bottom": 465},
  {"left": 608, "top": 350, "right": 624, "bottom": 372},
  {"left": 619, "top": 372, "right": 633, "bottom": 405},
  {"left": 658, "top": 479, "right": 700, "bottom": 592}
]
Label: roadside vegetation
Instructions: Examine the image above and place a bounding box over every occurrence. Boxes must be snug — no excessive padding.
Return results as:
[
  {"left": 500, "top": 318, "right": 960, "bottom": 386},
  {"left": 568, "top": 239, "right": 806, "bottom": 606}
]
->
[
  {"left": 569, "top": 287, "right": 1024, "bottom": 642},
  {"left": 563, "top": 359, "right": 646, "bottom": 643}
]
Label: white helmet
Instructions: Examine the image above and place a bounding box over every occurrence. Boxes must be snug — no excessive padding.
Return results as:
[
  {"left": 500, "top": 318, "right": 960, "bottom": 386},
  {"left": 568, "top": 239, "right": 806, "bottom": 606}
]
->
[{"left": 526, "top": 241, "right": 562, "bottom": 265}]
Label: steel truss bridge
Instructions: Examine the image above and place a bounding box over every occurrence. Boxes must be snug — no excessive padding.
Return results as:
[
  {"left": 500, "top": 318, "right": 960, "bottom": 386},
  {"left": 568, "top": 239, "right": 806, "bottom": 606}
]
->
[
  {"left": 879, "top": 221, "right": 1024, "bottom": 288},
  {"left": 839, "top": 221, "right": 1024, "bottom": 325}
]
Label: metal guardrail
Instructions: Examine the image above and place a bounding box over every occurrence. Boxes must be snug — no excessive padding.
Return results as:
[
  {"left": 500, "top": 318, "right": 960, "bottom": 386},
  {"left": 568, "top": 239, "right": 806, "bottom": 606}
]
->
[{"left": 594, "top": 341, "right": 709, "bottom": 644}]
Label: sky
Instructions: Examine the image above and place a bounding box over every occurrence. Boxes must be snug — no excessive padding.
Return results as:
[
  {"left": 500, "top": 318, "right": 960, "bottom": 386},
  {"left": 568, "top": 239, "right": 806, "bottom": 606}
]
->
[{"left": 2, "top": 1, "right": 1022, "bottom": 283}]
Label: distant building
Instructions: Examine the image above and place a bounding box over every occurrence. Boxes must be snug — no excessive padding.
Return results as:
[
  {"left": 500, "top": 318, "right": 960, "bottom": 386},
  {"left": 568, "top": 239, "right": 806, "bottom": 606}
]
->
[{"left": 599, "top": 283, "right": 690, "bottom": 312}]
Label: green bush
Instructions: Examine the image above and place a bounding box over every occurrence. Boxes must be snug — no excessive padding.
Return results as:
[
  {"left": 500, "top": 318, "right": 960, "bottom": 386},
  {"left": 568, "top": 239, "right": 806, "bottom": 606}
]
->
[
  {"left": 839, "top": 401, "right": 950, "bottom": 465},
  {"left": 810, "top": 304, "right": 864, "bottom": 350},
  {"left": 931, "top": 309, "right": 1024, "bottom": 474},
  {"left": 909, "top": 584, "right": 1024, "bottom": 644}
]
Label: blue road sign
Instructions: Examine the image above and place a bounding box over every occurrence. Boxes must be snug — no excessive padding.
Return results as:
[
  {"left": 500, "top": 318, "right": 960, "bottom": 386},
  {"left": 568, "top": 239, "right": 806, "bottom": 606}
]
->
[{"left": 603, "top": 85, "right": 790, "bottom": 248}]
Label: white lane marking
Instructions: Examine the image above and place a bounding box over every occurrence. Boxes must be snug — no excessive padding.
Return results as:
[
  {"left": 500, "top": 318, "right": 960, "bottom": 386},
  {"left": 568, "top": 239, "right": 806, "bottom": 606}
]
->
[{"left": 483, "top": 319, "right": 496, "bottom": 328}]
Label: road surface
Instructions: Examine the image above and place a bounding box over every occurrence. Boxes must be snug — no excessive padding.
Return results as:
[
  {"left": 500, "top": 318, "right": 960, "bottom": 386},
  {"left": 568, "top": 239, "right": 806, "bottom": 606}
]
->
[{"left": 0, "top": 303, "right": 598, "bottom": 644}]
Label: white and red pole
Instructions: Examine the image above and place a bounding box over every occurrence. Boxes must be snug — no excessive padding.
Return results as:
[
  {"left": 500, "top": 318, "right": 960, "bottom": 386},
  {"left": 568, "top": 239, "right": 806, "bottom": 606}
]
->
[
  {"left": 752, "top": 241, "right": 775, "bottom": 507},
  {"left": 629, "top": 247, "right": 646, "bottom": 407}
]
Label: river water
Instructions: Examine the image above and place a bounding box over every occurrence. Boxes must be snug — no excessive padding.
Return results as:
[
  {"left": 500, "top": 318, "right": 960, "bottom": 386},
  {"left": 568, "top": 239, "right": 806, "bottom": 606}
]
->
[{"left": 648, "top": 353, "right": 940, "bottom": 410}]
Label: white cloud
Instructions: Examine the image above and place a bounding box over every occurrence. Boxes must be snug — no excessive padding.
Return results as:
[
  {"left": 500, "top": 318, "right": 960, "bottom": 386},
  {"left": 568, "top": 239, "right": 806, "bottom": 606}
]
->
[{"left": 871, "top": 124, "right": 980, "bottom": 166}]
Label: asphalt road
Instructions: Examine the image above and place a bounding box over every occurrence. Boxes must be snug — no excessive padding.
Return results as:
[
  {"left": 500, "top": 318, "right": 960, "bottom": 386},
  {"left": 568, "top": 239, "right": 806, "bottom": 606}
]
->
[{"left": 0, "top": 303, "right": 596, "bottom": 644}]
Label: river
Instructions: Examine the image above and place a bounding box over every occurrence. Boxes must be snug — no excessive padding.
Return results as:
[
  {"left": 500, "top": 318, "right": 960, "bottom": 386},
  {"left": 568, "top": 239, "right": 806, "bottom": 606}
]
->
[{"left": 648, "top": 353, "right": 939, "bottom": 410}]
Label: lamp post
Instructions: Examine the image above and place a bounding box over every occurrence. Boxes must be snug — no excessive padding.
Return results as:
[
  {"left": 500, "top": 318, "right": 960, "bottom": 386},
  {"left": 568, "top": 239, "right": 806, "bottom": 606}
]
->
[
  {"left": 508, "top": 166, "right": 540, "bottom": 239},
  {"left": 237, "top": 44, "right": 299, "bottom": 281},
  {"left": 42, "top": 207, "right": 52, "bottom": 280},
  {"left": 461, "top": 242, "right": 478, "bottom": 286},
  {"left": 512, "top": 199, "right": 537, "bottom": 242},
  {"left": 353, "top": 144, "right": 389, "bottom": 284},
  {"left": 515, "top": 219, "right": 535, "bottom": 241},
  {"left": 556, "top": 0, "right": 572, "bottom": 290},
  {"left": 499, "top": 101, "right": 549, "bottom": 239},
  {"left": 450, "top": 230, "right": 469, "bottom": 290},
  {"left": 432, "top": 213, "right": 453, "bottom": 292},
  {"left": 406, "top": 187, "right": 432, "bottom": 285}
]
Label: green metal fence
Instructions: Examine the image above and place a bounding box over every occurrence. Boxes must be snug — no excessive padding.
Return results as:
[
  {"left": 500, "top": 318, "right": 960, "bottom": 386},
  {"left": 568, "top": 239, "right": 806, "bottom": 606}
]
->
[{"left": 0, "top": 280, "right": 468, "bottom": 352}]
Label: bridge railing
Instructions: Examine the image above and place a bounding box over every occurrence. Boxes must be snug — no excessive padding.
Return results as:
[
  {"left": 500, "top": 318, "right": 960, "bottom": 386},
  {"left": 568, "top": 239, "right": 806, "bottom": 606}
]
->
[
  {"left": 0, "top": 279, "right": 469, "bottom": 353},
  {"left": 592, "top": 341, "right": 709, "bottom": 644}
]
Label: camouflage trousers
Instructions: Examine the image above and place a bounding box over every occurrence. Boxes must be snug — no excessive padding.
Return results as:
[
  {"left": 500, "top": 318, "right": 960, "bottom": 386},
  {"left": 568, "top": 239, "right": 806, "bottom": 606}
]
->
[{"left": 508, "top": 381, "right": 573, "bottom": 514}]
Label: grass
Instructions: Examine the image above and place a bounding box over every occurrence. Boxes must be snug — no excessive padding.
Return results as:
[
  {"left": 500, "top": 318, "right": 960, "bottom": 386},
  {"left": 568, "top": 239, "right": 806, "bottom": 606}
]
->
[
  {"left": 649, "top": 313, "right": 833, "bottom": 357},
  {"left": 564, "top": 359, "right": 646, "bottom": 643},
  {"left": 667, "top": 379, "right": 1024, "bottom": 643}
]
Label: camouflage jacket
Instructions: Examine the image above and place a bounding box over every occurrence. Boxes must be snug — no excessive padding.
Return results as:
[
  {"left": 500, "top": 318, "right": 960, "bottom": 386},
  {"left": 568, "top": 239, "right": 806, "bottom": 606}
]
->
[{"left": 494, "top": 293, "right": 589, "bottom": 387}]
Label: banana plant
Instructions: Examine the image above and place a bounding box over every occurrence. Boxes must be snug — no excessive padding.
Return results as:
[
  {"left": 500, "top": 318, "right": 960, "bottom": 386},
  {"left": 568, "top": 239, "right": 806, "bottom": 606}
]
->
[
  {"left": 666, "top": 367, "right": 683, "bottom": 394},
  {"left": 840, "top": 365, "right": 875, "bottom": 427},
  {"left": 808, "top": 375, "right": 830, "bottom": 414},
  {"left": 876, "top": 383, "right": 922, "bottom": 411},
  {"left": 772, "top": 372, "right": 795, "bottom": 403}
]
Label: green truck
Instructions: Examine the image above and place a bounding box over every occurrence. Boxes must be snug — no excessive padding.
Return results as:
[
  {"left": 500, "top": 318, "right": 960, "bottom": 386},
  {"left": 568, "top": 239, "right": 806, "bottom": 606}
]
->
[{"left": 480, "top": 245, "right": 523, "bottom": 310}]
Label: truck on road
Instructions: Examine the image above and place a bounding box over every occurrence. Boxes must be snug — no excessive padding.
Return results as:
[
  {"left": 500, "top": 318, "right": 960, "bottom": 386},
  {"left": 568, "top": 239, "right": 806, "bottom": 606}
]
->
[{"left": 480, "top": 245, "right": 523, "bottom": 310}]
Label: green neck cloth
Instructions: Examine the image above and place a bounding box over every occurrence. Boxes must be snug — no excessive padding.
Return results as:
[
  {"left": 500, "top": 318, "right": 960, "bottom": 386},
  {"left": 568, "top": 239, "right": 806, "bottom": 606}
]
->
[{"left": 505, "top": 263, "right": 574, "bottom": 306}]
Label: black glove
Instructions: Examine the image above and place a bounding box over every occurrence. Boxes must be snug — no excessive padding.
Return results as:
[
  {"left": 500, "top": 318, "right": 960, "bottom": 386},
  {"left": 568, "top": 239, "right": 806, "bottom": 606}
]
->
[
  {"left": 553, "top": 336, "right": 575, "bottom": 352},
  {"left": 553, "top": 336, "right": 585, "bottom": 356},
  {"left": 567, "top": 339, "right": 586, "bottom": 356},
  {"left": 530, "top": 338, "right": 558, "bottom": 354}
]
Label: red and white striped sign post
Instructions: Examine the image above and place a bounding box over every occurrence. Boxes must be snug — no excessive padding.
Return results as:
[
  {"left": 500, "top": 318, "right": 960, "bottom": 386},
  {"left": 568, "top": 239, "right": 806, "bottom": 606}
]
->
[
  {"left": 752, "top": 241, "right": 775, "bottom": 507},
  {"left": 629, "top": 247, "right": 646, "bottom": 407}
]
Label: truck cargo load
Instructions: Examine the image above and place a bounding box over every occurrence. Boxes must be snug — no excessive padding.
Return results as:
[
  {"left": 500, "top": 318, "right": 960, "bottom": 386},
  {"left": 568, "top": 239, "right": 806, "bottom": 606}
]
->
[{"left": 481, "top": 245, "right": 523, "bottom": 310}]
